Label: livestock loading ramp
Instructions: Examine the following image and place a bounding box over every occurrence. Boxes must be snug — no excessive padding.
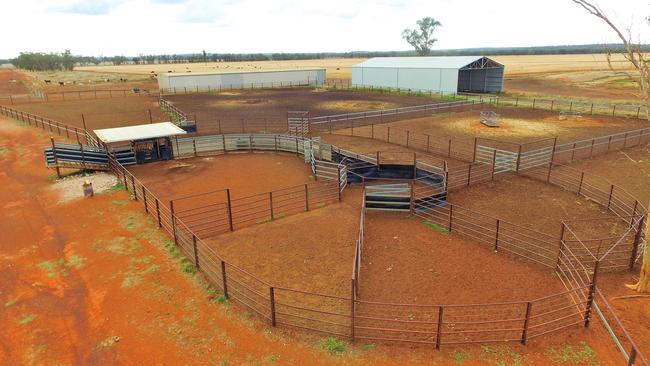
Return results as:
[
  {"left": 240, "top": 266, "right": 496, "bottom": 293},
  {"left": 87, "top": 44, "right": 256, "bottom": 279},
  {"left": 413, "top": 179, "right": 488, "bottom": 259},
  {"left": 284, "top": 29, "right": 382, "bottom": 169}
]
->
[{"left": 45, "top": 143, "right": 136, "bottom": 170}]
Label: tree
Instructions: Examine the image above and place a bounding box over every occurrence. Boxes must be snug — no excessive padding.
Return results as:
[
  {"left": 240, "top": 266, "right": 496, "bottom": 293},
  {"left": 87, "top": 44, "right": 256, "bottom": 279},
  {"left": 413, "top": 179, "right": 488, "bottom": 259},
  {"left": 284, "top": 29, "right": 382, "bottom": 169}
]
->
[
  {"left": 402, "top": 17, "right": 442, "bottom": 56},
  {"left": 573, "top": 0, "right": 650, "bottom": 292}
]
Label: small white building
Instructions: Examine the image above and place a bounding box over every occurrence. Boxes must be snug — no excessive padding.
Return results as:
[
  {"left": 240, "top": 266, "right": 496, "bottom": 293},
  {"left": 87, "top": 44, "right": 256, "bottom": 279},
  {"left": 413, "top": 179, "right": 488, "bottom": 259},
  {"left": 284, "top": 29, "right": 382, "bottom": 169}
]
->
[
  {"left": 158, "top": 69, "right": 326, "bottom": 91},
  {"left": 351, "top": 56, "right": 504, "bottom": 94}
]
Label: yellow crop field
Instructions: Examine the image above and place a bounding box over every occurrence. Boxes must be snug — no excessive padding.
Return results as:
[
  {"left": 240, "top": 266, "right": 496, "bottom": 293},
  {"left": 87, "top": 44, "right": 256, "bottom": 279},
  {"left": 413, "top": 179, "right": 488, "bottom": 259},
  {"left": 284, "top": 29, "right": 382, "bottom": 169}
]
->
[{"left": 77, "top": 54, "right": 635, "bottom": 79}]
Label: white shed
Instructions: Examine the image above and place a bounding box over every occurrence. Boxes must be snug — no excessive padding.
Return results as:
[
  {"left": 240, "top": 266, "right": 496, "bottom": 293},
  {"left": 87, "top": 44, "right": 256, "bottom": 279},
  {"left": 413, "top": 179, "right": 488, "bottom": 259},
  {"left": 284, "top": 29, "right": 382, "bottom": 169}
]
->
[
  {"left": 158, "top": 69, "right": 326, "bottom": 91},
  {"left": 351, "top": 56, "right": 504, "bottom": 94}
]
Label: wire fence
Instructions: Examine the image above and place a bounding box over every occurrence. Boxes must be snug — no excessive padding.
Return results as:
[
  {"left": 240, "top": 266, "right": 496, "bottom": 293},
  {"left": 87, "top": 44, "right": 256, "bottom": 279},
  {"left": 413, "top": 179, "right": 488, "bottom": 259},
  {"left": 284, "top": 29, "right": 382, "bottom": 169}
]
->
[{"left": 0, "top": 88, "right": 160, "bottom": 104}]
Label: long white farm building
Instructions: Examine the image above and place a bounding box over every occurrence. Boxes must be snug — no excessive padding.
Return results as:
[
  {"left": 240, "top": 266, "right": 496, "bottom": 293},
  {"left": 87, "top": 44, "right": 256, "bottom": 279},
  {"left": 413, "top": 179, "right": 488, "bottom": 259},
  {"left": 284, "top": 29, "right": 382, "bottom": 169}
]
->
[
  {"left": 158, "top": 69, "right": 326, "bottom": 91},
  {"left": 351, "top": 56, "right": 504, "bottom": 94}
]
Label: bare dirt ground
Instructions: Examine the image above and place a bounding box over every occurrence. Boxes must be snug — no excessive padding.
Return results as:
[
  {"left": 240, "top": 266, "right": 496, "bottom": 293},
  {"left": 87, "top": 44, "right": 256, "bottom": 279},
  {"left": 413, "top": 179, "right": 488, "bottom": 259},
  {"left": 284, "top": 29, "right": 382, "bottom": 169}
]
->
[
  {"left": 504, "top": 74, "right": 640, "bottom": 103},
  {"left": 0, "top": 69, "right": 32, "bottom": 96},
  {"left": 166, "top": 87, "right": 440, "bottom": 128},
  {"left": 0, "top": 117, "right": 348, "bottom": 365},
  {"left": 448, "top": 174, "right": 618, "bottom": 238},
  {"left": 128, "top": 152, "right": 317, "bottom": 206},
  {"left": 12, "top": 96, "right": 168, "bottom": 130},
  {"left": 27, "top": 70, "right": 158, "bottom": 94},
  {"left": 207, "top": 188, "right": 362, "bottom": 296},
  {"left": 360, "top": 210, "right": 563, "bottom": 304},
  {"left": 333, "top": 108, "right": 650, "bottom": 146},
  {"left": 568, "top": 143, "right": 650, "bottom": 207},
  {"left": 1, "top": 109, "right": 644, "bottom": 365},
  {"left": 320, "top": 134, "right": 467, "bottom": 168}
]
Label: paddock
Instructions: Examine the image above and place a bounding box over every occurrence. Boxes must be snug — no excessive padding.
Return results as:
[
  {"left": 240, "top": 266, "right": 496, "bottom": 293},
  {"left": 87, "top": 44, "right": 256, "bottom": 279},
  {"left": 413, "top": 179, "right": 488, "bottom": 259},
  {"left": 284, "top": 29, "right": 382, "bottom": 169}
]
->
[{"left": 127, "top": 152, "right": 317, "bottom": 206}]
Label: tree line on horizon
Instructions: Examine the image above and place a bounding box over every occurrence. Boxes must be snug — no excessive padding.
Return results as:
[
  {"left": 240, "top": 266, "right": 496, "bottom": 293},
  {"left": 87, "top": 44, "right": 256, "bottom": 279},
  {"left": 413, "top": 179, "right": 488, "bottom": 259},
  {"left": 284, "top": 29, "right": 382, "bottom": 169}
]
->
[{"left": 6, "top": 44, "right": 649, "bottom": 71}]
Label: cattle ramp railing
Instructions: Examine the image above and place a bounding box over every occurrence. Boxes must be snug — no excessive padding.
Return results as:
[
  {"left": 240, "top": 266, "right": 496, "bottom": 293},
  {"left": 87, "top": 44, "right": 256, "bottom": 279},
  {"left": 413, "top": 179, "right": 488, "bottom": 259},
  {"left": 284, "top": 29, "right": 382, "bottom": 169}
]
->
[{"left": 44, "top": 141, "right": 136, "bottom": 171}]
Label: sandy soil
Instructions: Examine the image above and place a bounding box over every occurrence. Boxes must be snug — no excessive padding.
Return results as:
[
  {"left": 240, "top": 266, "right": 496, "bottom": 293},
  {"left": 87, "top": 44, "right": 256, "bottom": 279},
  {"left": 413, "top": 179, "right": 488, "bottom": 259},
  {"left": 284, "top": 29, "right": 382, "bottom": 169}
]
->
[{"left": 49, "top": 172, "right": 119, "bottom": 204}]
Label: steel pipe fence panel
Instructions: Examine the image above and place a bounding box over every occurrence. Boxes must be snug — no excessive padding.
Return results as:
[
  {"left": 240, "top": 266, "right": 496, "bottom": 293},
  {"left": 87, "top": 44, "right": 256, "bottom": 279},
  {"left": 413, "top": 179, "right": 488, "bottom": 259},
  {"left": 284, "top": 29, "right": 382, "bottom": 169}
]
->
[
  {"left": 353, "top": 301, "right": 440, "bottom": 345},
  {"left": 594, "top": 290, "right": 650, "bottom": 366},
  {"left": 274, "top": 288, "right": 352, "bottom": 338},
  {"left": 13, "top": 105, "right": 644, "bottom": 351}
]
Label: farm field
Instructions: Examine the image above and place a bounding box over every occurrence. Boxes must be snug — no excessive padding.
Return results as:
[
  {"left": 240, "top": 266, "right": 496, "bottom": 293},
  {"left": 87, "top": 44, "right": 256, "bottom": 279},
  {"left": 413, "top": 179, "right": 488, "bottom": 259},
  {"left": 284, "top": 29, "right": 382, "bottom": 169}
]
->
[
  {"left": 77, "top": 54, "right": 635, "bottom": 78},
  {"left": 14, "top": 96, "right": 168, "bottom": 130},
  {"left": 74, "top": 54, "right": 642, "bottom": 103},
  {"left": 330, "top": 108, "right": 650, "bottom": 146},
  {"left": 2, "top": 65, "right": 650, "bottom": 365},
  {"left": 165, "top": 87, "right": 442, "bottom": 134}
]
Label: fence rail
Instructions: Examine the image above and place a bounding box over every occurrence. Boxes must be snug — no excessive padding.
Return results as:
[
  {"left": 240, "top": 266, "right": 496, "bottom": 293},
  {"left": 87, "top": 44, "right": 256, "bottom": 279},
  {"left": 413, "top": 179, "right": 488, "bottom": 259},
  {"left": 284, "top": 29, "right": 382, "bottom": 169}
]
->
[{"left": 6, "top": 105, "right": 647, "bottom": 357}]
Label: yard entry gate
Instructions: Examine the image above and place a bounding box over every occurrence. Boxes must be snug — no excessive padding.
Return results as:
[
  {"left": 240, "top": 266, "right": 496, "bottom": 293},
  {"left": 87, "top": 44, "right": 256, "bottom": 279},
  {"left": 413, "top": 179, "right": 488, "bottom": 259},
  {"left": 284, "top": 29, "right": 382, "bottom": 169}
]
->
[{"left": 287, "top": 111, "right": 310, "bottom": 137}]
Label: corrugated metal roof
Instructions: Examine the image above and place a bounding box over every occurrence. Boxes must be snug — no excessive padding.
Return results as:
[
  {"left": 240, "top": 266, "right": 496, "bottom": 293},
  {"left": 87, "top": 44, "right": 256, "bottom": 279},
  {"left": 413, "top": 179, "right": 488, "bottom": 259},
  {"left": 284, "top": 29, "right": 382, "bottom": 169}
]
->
[
  {"left": 94, "top": 122, "right": 187, "bottom": 144},
  {"left": 353, "top": 56, "right": 492, "bottom": 69},
  {"left": 165, "top": 68, "right": 326, "bottom": 77}
]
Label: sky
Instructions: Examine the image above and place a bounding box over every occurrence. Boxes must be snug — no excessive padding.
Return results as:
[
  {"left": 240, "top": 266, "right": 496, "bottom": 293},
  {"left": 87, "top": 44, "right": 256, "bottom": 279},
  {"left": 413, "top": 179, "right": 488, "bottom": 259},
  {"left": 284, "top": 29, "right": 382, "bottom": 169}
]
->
[{"left": 0, "top": 0, "right": 647, "bottom": 58}]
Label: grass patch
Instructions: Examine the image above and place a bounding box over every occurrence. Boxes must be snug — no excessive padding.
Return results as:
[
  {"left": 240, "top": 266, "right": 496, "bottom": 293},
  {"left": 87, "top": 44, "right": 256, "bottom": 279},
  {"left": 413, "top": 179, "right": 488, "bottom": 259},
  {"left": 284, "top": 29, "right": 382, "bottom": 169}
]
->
[
  {"left": 5, "top": 297, "right": 18, "bottom": 307},
  {"left": 316, "top": 202, "right": 327, "bottom": 208},
  {"left": 112, "top": 182, "right": 126, "bottom": 191},
  {"left": 216, "top": 294, "right": 228, "bottom": 304},
  {"left": 180, "top": 259, "right": 196, "bottom": 274},
  {"left": 546, "top": 341, "right": 599, "bottom": 365},
  {"left": 18, "top": 314, "right": 37, "bottom": 325},
  {"left": 424, "top": 221, "right": 450, "bottom": 234},
  {"left": 323, "top": 337, "right": 347, "bottom": 355},
  {"left": 451, "top": 351, "right": 471, "bottom": 363},
  {"left": 111, "top": 199, "right": 128, "bottom": 206},
  {"left": 360, "top": 343, "right": 376, "bottom": 351},
  {"left": 38, "top": 258, "right": 66, "bottom": 278},
  {"left": 0, "top": 146, "right": 9, "bottom": 156},
  {"left": 66, "top": 255, "right": 86, "bottom": 270},
  {"left": 480, "top": 345, "right": 526, "bottom": 366}
]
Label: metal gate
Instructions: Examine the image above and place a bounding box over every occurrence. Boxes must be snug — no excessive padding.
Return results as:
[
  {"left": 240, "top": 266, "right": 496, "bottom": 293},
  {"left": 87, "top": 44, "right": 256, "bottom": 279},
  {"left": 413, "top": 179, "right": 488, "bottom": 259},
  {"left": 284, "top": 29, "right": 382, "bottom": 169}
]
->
[
  {"left": 475, "top": 145, "right": 518, "bottom": 174},
  {"left": 287, "top": 111, "right": 310, "bottom": 137},
  {"left": 365, "top": 184, "right": 412, "bottom": 211}
]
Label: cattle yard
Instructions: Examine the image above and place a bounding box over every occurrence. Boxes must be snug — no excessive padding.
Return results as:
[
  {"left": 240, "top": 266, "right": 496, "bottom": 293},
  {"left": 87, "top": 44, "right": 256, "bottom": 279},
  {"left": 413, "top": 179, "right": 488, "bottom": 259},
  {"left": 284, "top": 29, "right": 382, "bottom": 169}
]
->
[{"left": 1, "top": 78, "right": 649, "bottom": 365}]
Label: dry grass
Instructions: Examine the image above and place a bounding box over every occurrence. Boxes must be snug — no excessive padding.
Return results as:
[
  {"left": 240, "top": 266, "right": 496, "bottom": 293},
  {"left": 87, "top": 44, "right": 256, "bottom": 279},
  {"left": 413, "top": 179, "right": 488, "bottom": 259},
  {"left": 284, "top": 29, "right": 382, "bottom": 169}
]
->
[{"left": 76, "top": 54, "right": 639, "bottom": 79}]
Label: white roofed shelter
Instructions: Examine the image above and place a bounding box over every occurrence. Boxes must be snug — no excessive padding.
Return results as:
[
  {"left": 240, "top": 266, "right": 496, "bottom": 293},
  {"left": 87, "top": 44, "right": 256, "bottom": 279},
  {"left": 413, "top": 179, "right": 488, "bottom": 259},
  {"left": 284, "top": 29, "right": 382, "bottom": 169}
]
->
[
  {"left": 94, "top": 122, "right": 187, "bottom": 164},
  {"left": 351, "top": 56, "right": 504, "bottom": 94}
]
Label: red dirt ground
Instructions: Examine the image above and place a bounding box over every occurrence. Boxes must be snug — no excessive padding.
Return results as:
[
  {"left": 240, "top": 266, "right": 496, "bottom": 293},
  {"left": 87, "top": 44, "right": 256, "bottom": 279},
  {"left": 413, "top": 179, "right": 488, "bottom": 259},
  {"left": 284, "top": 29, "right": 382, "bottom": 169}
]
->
[
  {"left": 360, "top": 211, "right": 563, "bottom": 304},
  {"left": 207, "top": 188, "right": 362, "bottom": 296},
  {"left": 167, "top": 87, "right": 440, "bottom": 121},
  {"left": 0, "top": 69, "right": 32, "bottom": 96},
  {"left": 568, "top": 143, "right": 650, "bottom": 207},
  {"left": 128, "top": 152, "right": 317, "bottom": 206},
  {"left": 448, "top": 174, "right": 619, "bottom": 238},
  {"left": 321, "top": 134, "right": 467, "bottom": 168},
  {"left": 0, "top": 113, "right": 642, "bottom": 365},
  {"left": 333, "top": 108, "right": 650, "bottom": 146},
  {"left": 0, "top": 117, "right": 344, "bottom": 365},
  {"left": 11, "top": 96, "right": 168, "bottom": 130}
]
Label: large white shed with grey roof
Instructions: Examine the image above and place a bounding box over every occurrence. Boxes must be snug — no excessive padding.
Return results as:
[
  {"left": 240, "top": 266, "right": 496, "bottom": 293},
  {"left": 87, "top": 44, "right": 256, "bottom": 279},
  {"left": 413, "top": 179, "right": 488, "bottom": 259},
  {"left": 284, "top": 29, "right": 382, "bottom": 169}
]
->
[{"left": 351, "top": 56, "right": 504, "bottom": 94}]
